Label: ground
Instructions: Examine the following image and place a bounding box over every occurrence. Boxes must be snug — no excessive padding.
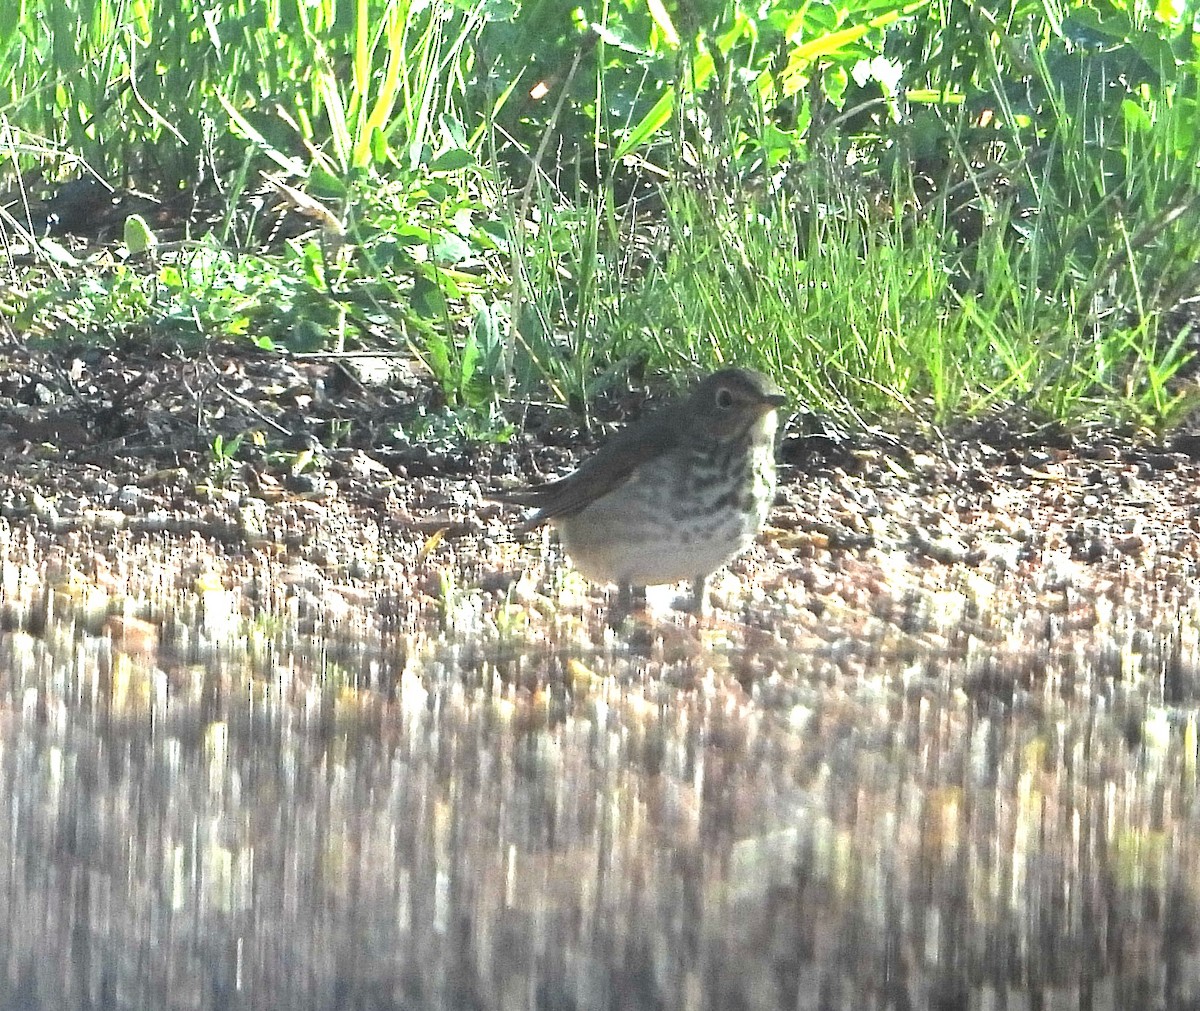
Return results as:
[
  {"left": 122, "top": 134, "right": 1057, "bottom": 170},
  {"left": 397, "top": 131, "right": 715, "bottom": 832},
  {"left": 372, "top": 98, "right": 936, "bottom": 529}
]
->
[{"left": 1, "top": 343, "right": 1199, "bottom": 1007}]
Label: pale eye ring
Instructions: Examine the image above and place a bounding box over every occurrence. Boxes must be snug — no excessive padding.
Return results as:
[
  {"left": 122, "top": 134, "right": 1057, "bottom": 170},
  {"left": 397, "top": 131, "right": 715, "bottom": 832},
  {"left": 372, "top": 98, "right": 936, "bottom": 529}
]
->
[{"left": 715, "top": 387, "right": 735, "bottom": 410}]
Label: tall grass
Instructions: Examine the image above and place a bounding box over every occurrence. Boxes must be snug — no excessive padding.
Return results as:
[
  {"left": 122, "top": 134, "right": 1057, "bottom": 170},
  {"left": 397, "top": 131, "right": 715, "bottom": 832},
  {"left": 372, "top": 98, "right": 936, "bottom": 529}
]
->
[
  {"left": 1, "top": 0, "right": 1198, "bottom": 435},
  {"left": 596, "top": 153, "right": 1199, "bottom": 429},
  {"left": 497, "top": 0, "right": 1200, "bottom": 431},
  {"left": 0, "top": 0, "right": 488, "bottom": 188}
]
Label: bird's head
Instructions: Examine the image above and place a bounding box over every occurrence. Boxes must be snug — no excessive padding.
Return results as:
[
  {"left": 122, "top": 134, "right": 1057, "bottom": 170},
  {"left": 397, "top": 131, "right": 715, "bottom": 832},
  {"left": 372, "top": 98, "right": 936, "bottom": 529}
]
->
[{"left": 686, "top": 367, "right": 787, "bottom": 442}]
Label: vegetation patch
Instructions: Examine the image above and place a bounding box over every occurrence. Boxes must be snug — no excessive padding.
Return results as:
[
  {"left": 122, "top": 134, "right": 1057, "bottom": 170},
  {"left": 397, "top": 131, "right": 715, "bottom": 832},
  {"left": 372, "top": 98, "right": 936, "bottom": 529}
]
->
[{"left": 1, "top": 0, "right": 1198, "bottom": 444}]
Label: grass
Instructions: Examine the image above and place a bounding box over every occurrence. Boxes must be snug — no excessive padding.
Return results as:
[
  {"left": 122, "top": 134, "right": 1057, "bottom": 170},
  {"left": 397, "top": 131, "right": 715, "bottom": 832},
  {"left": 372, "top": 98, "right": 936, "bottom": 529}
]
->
[
  {"left": 1, "top": 0, "right": 1198, "bottom": 442},
  {"left": 507, "top": 107, "right": 1200, "bottom": 433}
]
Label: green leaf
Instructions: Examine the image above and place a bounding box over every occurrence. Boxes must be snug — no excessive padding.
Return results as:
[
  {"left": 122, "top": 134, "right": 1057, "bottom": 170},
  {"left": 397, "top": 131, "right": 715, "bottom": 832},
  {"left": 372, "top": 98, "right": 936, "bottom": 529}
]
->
[
  {"left": 613, "top": 75, "right": 685, "bottom": 160},
  {"left": 411, "top": 275, "right": 447, "bottom": 319},
  {"left": 646, "top": 0, "right": 679, "bottom": 47},
  {"left": 433, "top": 232, "right": 472, "bottom": 264},
  {"left": 424, "top": 331, "right": 452, "bottom": 386},
  {"left": 459, "top": 326, "right": 480, "bottom": 393},
  {"left": 123, "top": 214, "right": 158, "bottom": 255},
  {"left": 472, "top": 0, "right": 520, "bottom": 21},
  {"left": 428, "top": 148, "right": 475, "bottom": 172}
]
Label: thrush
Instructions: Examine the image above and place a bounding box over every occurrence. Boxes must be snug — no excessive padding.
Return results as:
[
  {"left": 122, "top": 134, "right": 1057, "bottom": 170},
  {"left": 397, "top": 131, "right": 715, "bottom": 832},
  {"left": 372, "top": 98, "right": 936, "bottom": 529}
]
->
[{"left": 494, "top": 367, "right": 786, "bottom": 612}]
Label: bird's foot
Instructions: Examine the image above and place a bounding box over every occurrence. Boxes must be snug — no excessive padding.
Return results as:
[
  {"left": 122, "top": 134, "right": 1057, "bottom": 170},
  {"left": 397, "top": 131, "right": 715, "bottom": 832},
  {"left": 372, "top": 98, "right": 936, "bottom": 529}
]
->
[{"left": 670, "top": 577, "right": 708, "bottom": 615}]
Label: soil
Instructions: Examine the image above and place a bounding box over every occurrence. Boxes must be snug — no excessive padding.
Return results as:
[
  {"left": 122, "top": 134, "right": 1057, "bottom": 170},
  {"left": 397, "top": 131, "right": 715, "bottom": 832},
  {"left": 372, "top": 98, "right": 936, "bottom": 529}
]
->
[
  {"left": 2, "top": 341, "right": 1198, "bottom": 629},
  {"left": 4, "top": 342, "right": 1200, "bottom": 1008}
]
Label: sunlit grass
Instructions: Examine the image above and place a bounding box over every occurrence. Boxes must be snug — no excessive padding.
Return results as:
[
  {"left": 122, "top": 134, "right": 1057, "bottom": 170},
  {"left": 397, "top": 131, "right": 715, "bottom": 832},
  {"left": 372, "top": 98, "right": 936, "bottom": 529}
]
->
[
  {"left": 0, "top": 0, "right": 1198, "bottom": 437},
  {"left": 511, "top": 77, "right": 1200, "bottom": 432}
]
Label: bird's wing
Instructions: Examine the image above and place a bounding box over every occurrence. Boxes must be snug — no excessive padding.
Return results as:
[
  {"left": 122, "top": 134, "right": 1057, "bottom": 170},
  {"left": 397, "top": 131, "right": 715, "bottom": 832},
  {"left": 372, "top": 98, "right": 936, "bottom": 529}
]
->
[{"left": 495, "top": 413, "right": 681, "bottom": 523}]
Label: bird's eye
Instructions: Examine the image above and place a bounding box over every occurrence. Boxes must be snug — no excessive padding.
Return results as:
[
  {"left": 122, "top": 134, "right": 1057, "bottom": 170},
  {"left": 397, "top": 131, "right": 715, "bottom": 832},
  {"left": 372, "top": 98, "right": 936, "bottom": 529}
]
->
[{"left": 715, "top": 387, "right": 735, "bottom": 410}]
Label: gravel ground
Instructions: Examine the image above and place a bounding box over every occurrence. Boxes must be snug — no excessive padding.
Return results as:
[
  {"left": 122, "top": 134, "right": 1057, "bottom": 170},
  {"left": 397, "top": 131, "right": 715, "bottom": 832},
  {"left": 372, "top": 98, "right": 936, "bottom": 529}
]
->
[{"left": 1, "top": 346, "right": 1199, "bottom": 1009}]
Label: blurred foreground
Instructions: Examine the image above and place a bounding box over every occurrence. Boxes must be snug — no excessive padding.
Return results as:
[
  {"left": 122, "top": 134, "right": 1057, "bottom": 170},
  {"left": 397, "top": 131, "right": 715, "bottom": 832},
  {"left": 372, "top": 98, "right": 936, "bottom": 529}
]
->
[{"left": 0, "top": 441, "right": 1198, "bottom": 1010}]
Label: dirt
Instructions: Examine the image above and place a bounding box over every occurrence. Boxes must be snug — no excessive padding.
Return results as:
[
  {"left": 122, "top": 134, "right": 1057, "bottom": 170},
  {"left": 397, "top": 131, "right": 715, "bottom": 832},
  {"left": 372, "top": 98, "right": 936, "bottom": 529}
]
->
[{"left": 2, "top": 343, "right": 1200, "bottom": 1008}]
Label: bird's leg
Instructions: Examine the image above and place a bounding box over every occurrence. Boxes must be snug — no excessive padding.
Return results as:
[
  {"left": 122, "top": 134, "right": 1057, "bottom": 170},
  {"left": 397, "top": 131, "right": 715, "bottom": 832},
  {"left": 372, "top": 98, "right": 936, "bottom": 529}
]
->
[
  {"left": 607, "top": 581, "right": 646, "bottom": 625},
  {"left": 682, "top": 576, "right": 709, "bottom": 615}
]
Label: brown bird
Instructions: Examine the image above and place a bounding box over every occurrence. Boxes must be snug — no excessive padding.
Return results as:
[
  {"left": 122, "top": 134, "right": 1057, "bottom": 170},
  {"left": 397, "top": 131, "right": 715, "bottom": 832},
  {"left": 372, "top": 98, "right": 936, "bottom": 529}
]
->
[{"left": 495, "top": 367, "right": 786, "bottom": 612}]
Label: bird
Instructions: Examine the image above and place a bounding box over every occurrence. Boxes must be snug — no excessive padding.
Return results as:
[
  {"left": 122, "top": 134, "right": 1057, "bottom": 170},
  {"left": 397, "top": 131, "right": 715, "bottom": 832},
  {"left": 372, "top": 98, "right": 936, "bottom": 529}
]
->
[{"left": 494, "top": 367, "right": 786, "bottom": 613}]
